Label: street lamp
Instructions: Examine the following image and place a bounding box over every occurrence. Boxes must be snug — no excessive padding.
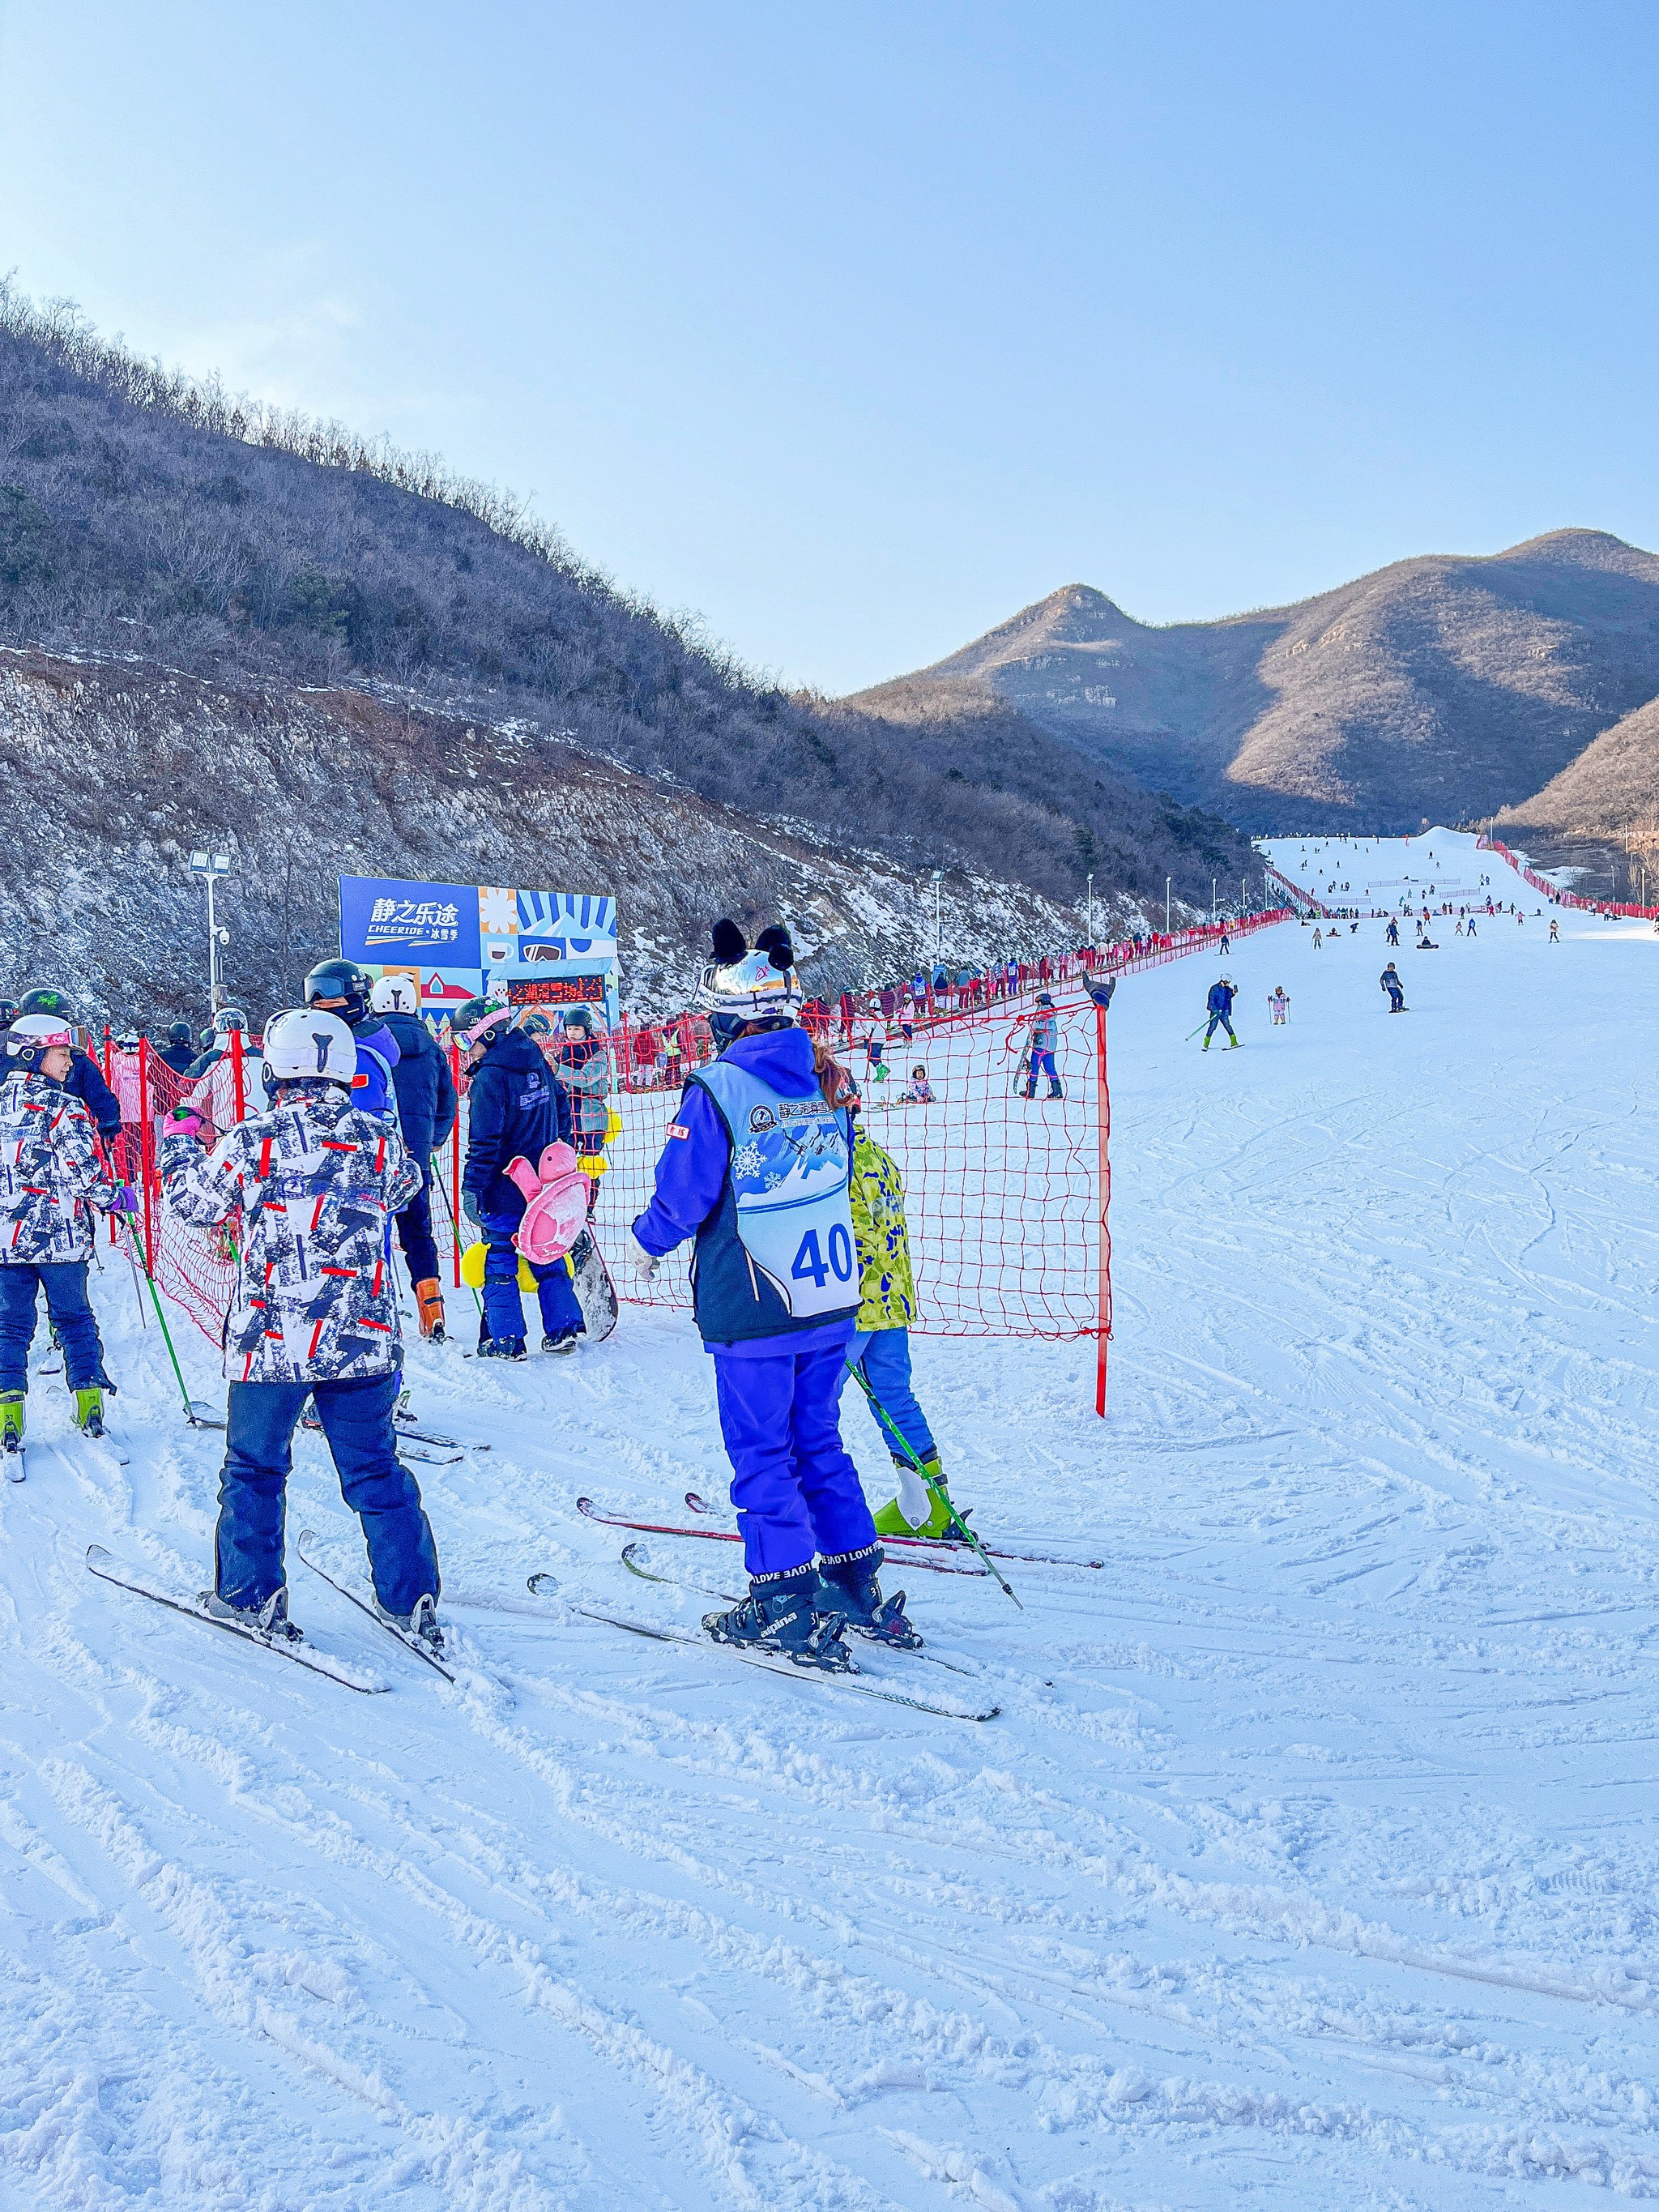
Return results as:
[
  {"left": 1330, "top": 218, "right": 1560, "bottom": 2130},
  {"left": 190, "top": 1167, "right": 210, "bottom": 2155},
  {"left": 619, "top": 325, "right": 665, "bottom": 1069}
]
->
[
  {"left": 189, "top": 848, "right": 232, "bottom": 1006},
  {"left": 1165, "top": 877, "right": 1171, "bottom": 935},
  {"left": 1085, "top": 871, "right": 1094, "bottom": 946},
  {"left": 931, "top": 869, "right": 944, "bottom": 967}
]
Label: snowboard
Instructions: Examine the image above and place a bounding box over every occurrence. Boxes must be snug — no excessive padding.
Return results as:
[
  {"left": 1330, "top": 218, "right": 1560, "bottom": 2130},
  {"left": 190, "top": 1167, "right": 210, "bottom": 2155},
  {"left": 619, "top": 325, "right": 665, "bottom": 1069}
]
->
[{"left": 569, "top": 1228, "right": 620, "bottom": 1342}]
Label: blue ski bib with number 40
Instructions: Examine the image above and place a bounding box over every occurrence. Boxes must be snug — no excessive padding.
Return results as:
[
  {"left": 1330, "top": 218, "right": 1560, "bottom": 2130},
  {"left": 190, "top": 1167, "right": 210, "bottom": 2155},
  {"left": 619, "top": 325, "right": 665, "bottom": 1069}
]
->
[{"left": 694, "top": 1059, "right": 857, "bottom": 1318}]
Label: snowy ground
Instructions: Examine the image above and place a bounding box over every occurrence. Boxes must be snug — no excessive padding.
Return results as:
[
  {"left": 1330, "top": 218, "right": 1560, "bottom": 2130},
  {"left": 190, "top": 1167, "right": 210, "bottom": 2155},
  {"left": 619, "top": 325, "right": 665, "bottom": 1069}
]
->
[{"left": 6, "top": 835, "right": 1659, "bottom": 2209}]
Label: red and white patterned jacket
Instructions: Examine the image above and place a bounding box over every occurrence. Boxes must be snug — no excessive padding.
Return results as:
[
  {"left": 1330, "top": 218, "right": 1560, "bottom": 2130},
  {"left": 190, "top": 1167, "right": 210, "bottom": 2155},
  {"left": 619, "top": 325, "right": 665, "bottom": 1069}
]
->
[
  {"left": 0, "top": 1072, "right": 116, "bottom": 1264},
  {"left": 162, "top": 1081, "right": 420, "bottom": 1382}
]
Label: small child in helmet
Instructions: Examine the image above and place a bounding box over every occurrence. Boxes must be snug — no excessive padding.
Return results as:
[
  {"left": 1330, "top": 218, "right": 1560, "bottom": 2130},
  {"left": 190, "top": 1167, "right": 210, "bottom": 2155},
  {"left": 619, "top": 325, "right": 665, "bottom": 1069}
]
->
[
  {"left": 161, "top": 1008, "right": 445, "bottom": 1652},
  {"left": 1268, "top": 987, "right": 1289, "bottom": 1026},
  {"left": 0, "top": 1013, "right": 130, "bottom": 1451},
  {"left": 902, "top": 1064, "right": 935, "bottom": 1104}
]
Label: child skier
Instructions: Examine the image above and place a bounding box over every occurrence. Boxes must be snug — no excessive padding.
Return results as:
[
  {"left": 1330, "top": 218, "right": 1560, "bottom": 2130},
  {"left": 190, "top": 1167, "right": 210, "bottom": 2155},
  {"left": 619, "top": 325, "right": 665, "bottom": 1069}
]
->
[
  {"left": 1023, "top": 994, "right": 1062, "bottom": 1097},
  {"left": 454, "top": 998, "right": 585, "bottom": 1357},
  {"left": 832, "top": 1073, "right": 963, "bottom": 1539},
  {"left": 1268, "top": 987, "right": 1289, "bottom": 1026},
  {"left": 1380, "top": 963, "right": 1406, "bottom": 1011},
  {"left": 629, "top": 920, "right": 919, "bottom": 1668},
  {"left": 160, "top": 1009, "right": 444, "bottom": 1650},
  {"left": 1202, "top": 976, "right": 1239, "bottom": 1048},
  {"left": 0, "top": 1012, "right": 128, "bottom": 1451},
  {"left": 902, "top": 1064, "right": 935, "bottom": 1104}
]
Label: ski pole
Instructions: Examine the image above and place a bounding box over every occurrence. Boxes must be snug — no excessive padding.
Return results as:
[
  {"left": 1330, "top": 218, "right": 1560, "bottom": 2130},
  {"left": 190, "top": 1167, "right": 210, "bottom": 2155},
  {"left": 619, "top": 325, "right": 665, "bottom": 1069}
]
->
[
  {"left": 434, "top": 1168, "right": 485, "bottom": 1316},
  {"left": 117, "top": 1216, "right": 213, "bottom": 1427},
  {"left": 845, "top": 1363, "right": 1022, "bottom": 1608},
  {"left": 1184, "top": 1019, "right": 1209, "bottom": 1040}
]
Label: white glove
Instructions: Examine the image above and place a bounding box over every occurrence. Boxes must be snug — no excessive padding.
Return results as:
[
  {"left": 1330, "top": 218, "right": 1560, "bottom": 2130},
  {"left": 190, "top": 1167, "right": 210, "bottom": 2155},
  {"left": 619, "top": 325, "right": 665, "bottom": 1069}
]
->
[{"left": 629, "top": 1237, "right": 661, "bottom": 1282}]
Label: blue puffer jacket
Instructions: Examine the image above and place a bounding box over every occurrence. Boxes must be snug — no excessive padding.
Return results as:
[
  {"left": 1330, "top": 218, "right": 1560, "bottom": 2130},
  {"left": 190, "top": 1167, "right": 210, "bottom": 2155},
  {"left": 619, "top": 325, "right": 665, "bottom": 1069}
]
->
[
  {"left": 1207, "top": 981, "right": 1235, "bottom": 1015},
  {"left": 462, "top": 1029, "right": 572, "bottom": 1219},
  {"left": 381, "top": 1010, "right": 458, "bottom": 1159},
  {"left": 65, "top": 1050, "right": 123, "bottom": 1140}
]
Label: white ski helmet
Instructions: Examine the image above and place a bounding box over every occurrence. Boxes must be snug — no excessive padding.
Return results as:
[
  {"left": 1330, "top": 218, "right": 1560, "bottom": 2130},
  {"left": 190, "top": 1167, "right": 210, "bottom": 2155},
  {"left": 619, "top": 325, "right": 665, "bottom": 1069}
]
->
[
  {"left": 369, "top": 974, "right": 420, "bottom": 1015},
  {"left": 262, "top": 1008, "right": 356, "bottom": 1087},
  {"left": 5, "top": 1012, "right": 74, "bottom": 1067},
  {"left": 695, "top": 920, "right": 804, "bottom": 1029}
]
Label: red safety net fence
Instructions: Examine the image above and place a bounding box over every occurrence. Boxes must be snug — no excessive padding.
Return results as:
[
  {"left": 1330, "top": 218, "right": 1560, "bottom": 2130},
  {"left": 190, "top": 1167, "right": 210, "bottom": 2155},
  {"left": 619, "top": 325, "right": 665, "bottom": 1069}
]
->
[
  {"left": 108, "top": 911, "right": 1291, "bottom": 1412},
  {"left": 1477, "top": 833, "right": 1659, "bottom": 920}
]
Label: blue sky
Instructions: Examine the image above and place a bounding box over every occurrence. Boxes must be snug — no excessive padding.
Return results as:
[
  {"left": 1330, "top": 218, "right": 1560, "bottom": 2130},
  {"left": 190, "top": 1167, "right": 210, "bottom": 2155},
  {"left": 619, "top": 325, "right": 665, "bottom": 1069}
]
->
[{"left": 2, "top": 1, "right": 1656, "bottom": 692}]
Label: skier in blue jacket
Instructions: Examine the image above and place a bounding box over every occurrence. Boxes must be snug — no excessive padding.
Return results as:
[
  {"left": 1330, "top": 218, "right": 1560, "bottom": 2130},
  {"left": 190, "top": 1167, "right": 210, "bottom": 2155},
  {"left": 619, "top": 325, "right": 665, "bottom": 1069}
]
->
[
  {"left": 1202, "top": 976, "right": 1239, "bottom": 1050},
  {"left": 454, "top": 998, "right": 583, "bottom": 1358},
  {"left": 369, "top": 976, "right": 459, "bottom": 1341},
  {"left": 631, "top": 920, "right": 922, "bottom": 1670}
]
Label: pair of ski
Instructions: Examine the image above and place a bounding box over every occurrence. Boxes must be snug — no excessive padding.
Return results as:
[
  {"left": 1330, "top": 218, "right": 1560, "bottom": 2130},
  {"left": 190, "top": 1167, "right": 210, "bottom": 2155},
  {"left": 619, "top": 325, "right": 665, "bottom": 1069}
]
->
[
  {"left": 546, "top": 1547, "right": 1000, "bottom": 1722},
  {"left": 86, "top": 1529, "right": 455, "bottom": 1692},
  {"left": 6, "top": 1424, "right": 132, "bottom": 1485},
  {"left": 576, "top": 1493, "right": 1104, "bottom": 1575},
  {"left": 299, "top": 1409, "right": 465, "bottom": 1465}
]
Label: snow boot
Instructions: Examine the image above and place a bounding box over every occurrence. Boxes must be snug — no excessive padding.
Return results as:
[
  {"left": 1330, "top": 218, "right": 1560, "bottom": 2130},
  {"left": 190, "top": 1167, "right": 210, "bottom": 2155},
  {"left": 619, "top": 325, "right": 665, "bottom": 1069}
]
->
[
  {"left": 541, "top": 1332, "right": 578, "bottom": 1356},
  {"left": 816, "top": 1543, "right": 923, "bottom": 1650},
  {"left": 704, "top": 1564, "right": 854, "bottom": 1672},
  {"left": 415, "top": 1279, "right": 446, "bottom": 1343},
  {"left": 0, "top": 1390, "right": 23, "bottom": 1455},
  {"left": 74, "top": 1385, "right": 105, "bottom": 1438},
  {"left": 375, "top": 1591, "right": 446, "bottom": 1658},
  {"left": 872, "top": 1450, "right": 966, "bottom": 1539},
  {"left": 477, "top": 1334, "right": 527, "bottom": 1360},
  {"left": 1047, "top": 1081, "right": 1063, "bottom": 1099},
  {"left": 201, "top": 1585, "right": 302, "bottom": 1643}
]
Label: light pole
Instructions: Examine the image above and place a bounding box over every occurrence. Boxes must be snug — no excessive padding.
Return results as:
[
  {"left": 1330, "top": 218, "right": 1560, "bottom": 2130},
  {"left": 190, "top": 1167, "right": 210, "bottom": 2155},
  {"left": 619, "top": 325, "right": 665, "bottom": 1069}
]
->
[
  {"left": 189, "top": 848, "right": 232, "bottom": 1008},
  {"left": 931, "top": 869, "right": 944, "bottom": 967},
  {"left": 1085, "top": 871, "right": 1094, "bottom": 946},
  {"left": 1165, "top": 877, "right": 1171, "bottom": 935}
]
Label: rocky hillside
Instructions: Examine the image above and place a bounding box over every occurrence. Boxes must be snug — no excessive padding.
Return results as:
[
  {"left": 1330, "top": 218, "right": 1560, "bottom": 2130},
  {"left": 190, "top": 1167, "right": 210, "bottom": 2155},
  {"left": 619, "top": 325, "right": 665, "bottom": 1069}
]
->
[
  {"left": 0, "top": 648, "right": 1138, "bottom": 1027},
  {"left": 0, "top": 284, "right": 1250, "bottom": 954},
  {"left": 853, "top": 532, "right": 1659, "bottom": 834}
]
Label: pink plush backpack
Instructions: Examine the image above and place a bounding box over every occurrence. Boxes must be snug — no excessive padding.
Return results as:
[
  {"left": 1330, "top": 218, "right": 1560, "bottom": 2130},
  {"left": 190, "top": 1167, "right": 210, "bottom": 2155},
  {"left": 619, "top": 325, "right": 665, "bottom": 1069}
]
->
[{"left": 504, "top": 1143, "right": 591, "bottom": 1266}]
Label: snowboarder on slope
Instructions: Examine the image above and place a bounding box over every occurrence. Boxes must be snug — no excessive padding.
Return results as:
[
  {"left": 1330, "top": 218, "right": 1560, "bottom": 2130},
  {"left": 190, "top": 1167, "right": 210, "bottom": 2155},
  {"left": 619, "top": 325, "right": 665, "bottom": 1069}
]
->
[
  {"left": 454, "top": 998, "right": 585, "bottom": 1359},
  {"left": 629, "top": 920, "right": 919, "bottom": 1669},
  {"left": 1022, "top": 994, "right": 1062, "bottom": 1098},
  {"left": 0, "top": 1013, "right": 128, "bottom": 1452},
  {"left": 160, "top": 1009, "right": 443, "bottom": 1651},
  {"left": 369, "top": 975, "right": 458, "bottom": 1343},
  {"left": 1202, "top": 976, "right": 1239, "bottom": 1049},
  {"left": 1380, "top": 963, "right": 1406, "bottom": 1012}
]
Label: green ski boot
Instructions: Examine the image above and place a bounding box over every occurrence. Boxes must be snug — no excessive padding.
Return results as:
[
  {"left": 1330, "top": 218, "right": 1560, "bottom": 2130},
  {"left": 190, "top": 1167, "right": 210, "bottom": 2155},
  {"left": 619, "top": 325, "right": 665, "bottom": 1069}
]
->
[
  {"left": 872, "top": 1451, "right": 968, "bottom": 1540},
  {"left": 0, "top": 1391, "right": 23, "bottom": 1456},
  {"left": 74, "top": 1385, "right": 105, "bottom": 1439}
]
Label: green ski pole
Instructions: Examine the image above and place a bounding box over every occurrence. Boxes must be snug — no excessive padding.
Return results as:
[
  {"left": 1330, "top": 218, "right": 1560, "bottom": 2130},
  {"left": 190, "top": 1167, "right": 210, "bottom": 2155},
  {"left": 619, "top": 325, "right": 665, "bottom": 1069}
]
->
[
  {"left": 846, "top": 1363, "right": 1022, "bottom": 1609},
  {"left": 117, "top": 1216, "right": 218, "bottom": 1428}
]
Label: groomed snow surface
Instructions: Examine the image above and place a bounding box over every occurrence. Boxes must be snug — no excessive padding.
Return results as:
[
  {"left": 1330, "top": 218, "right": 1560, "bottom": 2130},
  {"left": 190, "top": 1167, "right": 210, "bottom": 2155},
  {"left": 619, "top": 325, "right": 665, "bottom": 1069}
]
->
[{"left": 7, "top": 828, "right": 1659, "bottom": 2210}]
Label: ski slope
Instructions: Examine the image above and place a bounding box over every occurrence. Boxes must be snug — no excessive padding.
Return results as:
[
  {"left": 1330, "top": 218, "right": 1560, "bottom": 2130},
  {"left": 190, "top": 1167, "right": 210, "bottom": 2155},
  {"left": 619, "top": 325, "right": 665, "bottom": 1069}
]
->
[{"left": 6, "top": 850, "right": 1659, "bottom": 2209}]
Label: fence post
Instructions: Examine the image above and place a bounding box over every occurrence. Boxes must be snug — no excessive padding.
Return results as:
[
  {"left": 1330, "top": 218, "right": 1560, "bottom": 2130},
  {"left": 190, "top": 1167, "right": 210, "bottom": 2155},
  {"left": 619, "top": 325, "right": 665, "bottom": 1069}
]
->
[
  {"left": 1094, "top": 996, "right": 1111, "bottom": 1419},
  {"left": 230, "top": 1024, "right": 245, "bottom": 1124}
]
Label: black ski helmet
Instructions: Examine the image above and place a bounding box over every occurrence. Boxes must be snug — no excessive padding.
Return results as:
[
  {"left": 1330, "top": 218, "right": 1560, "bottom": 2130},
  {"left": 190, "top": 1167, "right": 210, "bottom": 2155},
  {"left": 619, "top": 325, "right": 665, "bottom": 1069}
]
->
[
  {"left": 303, "top": 958, "right": 372, "bottom": 1029},
  {"left": 0, "top": 1000, "right": 16, "bottom": 1029},
  {"left": 167, "top": 1021, "right": 192, "bottom": 1046},
  {"left": 18, "top": 985, "right": 72, "bottom": 1019}
]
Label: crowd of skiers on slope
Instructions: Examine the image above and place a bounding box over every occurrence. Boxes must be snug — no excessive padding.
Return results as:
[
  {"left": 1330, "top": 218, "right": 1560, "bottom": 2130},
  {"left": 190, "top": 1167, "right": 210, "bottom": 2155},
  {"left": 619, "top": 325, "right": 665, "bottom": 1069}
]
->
[{"left": 0, "top": 924, "right": 1018, "bottom": 1677}]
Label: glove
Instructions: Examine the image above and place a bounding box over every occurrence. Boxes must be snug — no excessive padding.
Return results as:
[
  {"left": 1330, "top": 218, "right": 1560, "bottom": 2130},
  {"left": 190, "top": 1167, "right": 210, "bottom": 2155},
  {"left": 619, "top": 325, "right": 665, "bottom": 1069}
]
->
[
  {"left": 168, "top": 1107, "right": 206, "bottom": 1140},
  {"left": 629, "top": 1236, "right": 661, "bottom": 1283},
  {"left": 461, "top": 1192, "right": 483, "bottom": 1228},
  {"left": 109, "top": 1183, "right": 139, "bottom": 1215}
]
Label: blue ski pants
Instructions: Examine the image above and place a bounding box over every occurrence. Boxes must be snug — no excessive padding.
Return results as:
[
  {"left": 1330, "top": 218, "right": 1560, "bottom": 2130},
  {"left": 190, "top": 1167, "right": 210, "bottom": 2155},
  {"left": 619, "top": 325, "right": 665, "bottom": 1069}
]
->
[
  {"left": 1205, "top": 1013, "right": 1237, "bottom": 1043},
  {"left": 216, "top": 1371, "right": 440, "bottom": 1615},
  {"left": 0, "top": 1261, "right": 105, "bottom": 1393},
  {"left": 711, "top": 1328, "right": 877, "bottom": 1577},
  {"left": 840, "top": 1327, "right": 936, "bottom": 1465},
  {"left": 480, "top": 1210, "right": 584, "bottom": 1346},
  {"left": 1023, "top": 1049, "right": 1060, "bottom": 1095},
  {"left": 394, "top": 1167, "right": 440, "bottom": 1287}
]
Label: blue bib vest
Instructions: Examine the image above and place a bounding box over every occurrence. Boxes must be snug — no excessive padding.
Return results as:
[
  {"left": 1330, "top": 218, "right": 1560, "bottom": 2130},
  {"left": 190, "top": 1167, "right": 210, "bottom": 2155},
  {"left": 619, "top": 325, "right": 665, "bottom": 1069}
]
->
[{"left": 689, "top": 1057, "right": 859, "bottom": 1344}]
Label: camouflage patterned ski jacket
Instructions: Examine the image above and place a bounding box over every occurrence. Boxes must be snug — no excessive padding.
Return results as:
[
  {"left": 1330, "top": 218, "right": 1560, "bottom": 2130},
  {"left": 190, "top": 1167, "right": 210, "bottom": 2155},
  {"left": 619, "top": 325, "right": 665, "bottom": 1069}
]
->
[
  {"left": 162, "top": 1082, "right": 421, "bottom": 1382},
  {"left": 850, "top": 1125, "right": 916, "bottom": 1331},
  {"left": 0, "top": 1071, "right": 117, "bottom": 1265}
]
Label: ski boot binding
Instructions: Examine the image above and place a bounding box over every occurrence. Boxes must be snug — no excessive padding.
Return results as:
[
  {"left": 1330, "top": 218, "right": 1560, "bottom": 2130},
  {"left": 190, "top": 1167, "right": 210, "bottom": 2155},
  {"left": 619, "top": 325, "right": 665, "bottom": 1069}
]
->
[
  {"left": 817, "top": 1543, "right": 923, "bottom": 1650},
  {"left": 0, "top": 1390, "right": 23, "bottom": 1457},
  {"left": 704, "top": 1565, "right": 854, "bottom": 1672},
  {"left": 201, "top": 1585, "right": 303, "bottom": 1644},
  {"left": 541, "top": 1332, "right": 578, "bottom": 1356},
  {"left": 375, "top": 1591, "right": 446, "bottom": 1658},
  {"left": 74, "top": 1385, "right": 106, "bottom": 1439}
]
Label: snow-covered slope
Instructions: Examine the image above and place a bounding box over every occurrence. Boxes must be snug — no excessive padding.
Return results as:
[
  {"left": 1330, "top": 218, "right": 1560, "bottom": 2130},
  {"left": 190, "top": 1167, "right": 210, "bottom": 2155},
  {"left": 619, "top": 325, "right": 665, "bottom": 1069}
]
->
[{"left": 6, "top": 864, "right": 1659, "bottom": 2207}]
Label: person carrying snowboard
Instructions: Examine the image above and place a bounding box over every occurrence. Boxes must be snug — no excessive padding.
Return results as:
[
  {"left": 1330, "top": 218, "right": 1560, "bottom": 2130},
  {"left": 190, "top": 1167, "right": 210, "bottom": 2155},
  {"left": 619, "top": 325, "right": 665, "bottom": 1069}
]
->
[
  {"left": 1380, "top": 962, "right": 1406, "bottom": 1012},
  {"left": 1022, "top": 994, "right": 1062, "bottom": 1097},
  {"left": 369, "top": 975, "right": 458, "bottom": 1342},
  {"left": 629, "top": 920, "right": 920, "bottom": 1669},
  {"left": 0, "top": 1012, "right": 130, "bottom": 1453},
  {"left": 160, "top": 1009, "right": 443, "bottom": 1652},
  {"left": 454, "top": 998, "right": 584, "bottom": 1357},
  {"left": 1202, "top": 976, "right": 1239, "bottom": 1049}
]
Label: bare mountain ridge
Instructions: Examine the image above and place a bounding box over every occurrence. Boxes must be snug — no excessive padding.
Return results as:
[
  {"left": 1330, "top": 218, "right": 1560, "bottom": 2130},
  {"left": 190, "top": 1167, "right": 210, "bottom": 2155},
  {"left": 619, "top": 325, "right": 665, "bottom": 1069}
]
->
[
  {"left": 852, "top": 531, "right": 1659, "bottom": 833},
  {"left": 0, "top": 286, "right": 1252, "bottom": 960},
  {"left": 0, "top": 647, "right": 1130, "bottom": 1027}
]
